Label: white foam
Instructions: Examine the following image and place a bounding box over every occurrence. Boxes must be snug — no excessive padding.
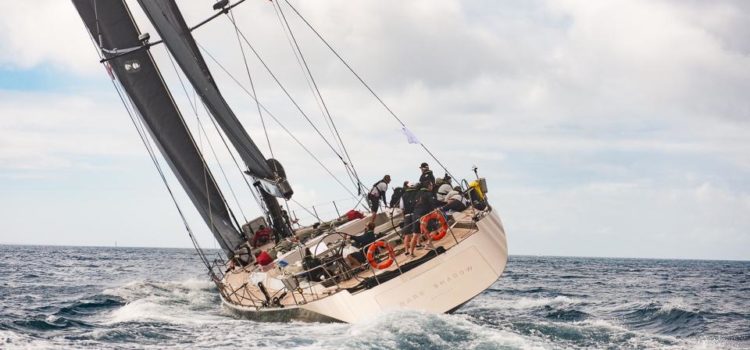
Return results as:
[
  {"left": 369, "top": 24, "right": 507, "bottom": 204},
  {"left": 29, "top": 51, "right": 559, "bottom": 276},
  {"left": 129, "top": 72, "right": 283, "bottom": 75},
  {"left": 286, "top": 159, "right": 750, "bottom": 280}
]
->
[
  {"left": 101, "top": 278, "right": 223, "bottom": 325},
  {"left": 0, "top": 330, "right": 58, "bottom": 350},
  {"left": 331, "top": 310, "right": 553, "bottom": 350},
  {"left": 656, "top": 297, "right": 692, "bottom": 314},
  {"left": 572, "top": 318, "right": 629, "bottom": 332},
  {"left": 470, "top": 295, "right": 582, "bottom": 311}
]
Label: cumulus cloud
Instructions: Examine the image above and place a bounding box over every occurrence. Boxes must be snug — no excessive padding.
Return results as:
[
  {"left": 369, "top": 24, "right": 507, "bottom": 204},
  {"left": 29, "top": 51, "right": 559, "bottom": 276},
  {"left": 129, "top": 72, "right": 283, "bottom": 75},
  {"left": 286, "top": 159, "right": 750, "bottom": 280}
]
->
[
  {"left": 0, "top": 0, "right": 747, "bottom": 257},
  {"left": 0, "top": 1, "right": 97, "bottom": 74}
]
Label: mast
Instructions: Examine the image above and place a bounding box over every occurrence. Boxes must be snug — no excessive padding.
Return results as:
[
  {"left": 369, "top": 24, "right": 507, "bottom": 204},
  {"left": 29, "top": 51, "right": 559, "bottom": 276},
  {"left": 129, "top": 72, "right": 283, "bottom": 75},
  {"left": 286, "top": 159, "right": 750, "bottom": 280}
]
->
[
  {"left": 137, "top": 0, "right": 294, "bottom": 237},
  {"left": 72, "top": 0, "right": 246, "bottom": 257}
]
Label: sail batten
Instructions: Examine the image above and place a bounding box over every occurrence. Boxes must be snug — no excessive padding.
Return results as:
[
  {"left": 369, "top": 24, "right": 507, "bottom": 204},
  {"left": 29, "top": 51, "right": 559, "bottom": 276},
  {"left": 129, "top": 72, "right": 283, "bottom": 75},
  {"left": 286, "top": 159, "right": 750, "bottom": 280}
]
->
[
  {"left": 136, "top": 0, "right": 275, "bottom": 182},
  {"left": 73, "top": 0, "right": 245, "bottom": 257}
]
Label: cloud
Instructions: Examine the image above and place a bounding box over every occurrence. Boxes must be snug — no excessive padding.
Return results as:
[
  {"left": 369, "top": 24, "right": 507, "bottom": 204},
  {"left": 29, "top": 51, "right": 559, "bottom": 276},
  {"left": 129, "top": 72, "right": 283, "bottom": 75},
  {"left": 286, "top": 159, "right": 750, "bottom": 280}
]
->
[
  {"left": 0, "top": 90, "right": 142, "bottom": 174},
  {"left": 0, "top": 1, "right": 98, "bottom": 74},
  {"left": 501, "top": 180, "right": 750, "bottom": 260},
  {"left": 0, "top": 0, "right": 748, "bottom": 258}
]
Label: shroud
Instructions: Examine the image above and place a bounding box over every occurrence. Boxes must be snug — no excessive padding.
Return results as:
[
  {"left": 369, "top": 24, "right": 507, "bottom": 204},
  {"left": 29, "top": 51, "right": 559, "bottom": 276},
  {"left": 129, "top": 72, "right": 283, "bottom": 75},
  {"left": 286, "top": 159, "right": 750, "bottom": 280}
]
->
[{"left": 73, "top": 0, "right": 246, "bottom": 257}]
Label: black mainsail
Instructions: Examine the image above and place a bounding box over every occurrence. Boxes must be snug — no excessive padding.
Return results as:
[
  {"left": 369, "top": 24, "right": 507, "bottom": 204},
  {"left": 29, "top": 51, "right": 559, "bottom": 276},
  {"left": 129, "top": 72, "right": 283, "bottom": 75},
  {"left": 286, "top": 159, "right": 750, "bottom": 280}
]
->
[
  {"left": 136, "top": 0, "right": 292, "bottom": 198},
  {"left": 138, "top": 0, "right": 295, "bottom": 238},
  {"left": 73, "top": 0, "right": 246, "bottom": 257}
]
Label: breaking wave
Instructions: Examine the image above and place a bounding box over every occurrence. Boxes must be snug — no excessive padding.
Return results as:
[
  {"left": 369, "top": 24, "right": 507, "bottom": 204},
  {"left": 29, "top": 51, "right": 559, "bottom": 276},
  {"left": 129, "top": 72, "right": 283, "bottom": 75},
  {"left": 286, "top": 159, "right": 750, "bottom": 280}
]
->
[{"left": 1, "top": 246, "right": 748, "bottom": 349}]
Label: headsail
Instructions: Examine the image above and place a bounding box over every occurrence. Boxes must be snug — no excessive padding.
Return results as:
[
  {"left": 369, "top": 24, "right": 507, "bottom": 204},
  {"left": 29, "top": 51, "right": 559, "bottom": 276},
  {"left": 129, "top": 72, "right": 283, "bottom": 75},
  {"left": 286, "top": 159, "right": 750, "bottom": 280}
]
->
[
  {"left": 73, "top": 0, "right": 246, "bottom": 257},
  {"left": 136, "top": 0, "right": 293, "bottom": 199}
]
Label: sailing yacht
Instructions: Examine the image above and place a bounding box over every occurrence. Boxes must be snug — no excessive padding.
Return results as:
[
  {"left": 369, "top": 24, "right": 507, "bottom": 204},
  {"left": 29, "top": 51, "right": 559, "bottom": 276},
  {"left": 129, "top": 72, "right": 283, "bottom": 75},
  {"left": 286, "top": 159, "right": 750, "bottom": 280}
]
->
[{"left": 72, "top": 0, "right": 508, "bottom": 323}]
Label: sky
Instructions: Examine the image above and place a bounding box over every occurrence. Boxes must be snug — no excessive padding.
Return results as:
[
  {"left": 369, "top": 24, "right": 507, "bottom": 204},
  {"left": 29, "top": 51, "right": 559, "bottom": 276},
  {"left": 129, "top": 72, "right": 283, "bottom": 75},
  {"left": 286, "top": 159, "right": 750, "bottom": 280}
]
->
[{"left": 0, "top": 0, "right": 748, "bottom": 260}]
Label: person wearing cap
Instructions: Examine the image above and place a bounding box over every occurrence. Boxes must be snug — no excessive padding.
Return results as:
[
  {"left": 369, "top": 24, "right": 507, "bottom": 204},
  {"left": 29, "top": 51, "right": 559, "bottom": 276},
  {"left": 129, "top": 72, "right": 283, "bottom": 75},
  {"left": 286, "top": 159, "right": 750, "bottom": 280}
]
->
[
  {"left": 436, "top": 174, "right": 453, "bottom": 204},
  {"left": 367, "top": 175, "right": 391, "bottom": 222},
  {"left": 419, "top": 162, "right": 435, "bottom": 187}
]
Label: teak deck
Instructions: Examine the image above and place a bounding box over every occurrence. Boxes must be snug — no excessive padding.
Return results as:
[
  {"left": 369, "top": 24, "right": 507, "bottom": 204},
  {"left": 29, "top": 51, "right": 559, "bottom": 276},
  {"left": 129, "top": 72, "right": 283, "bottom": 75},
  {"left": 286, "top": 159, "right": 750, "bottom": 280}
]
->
[{"left": 222, "top": 210, "right": 480, "bottom": 309}]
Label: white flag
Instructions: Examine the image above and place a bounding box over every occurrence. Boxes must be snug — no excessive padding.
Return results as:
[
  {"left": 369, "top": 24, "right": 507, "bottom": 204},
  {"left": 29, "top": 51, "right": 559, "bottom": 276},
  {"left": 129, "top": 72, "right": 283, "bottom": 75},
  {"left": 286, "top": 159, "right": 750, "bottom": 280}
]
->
[{"left": 402, "top": 127, "right": 420, "bottom": 144}]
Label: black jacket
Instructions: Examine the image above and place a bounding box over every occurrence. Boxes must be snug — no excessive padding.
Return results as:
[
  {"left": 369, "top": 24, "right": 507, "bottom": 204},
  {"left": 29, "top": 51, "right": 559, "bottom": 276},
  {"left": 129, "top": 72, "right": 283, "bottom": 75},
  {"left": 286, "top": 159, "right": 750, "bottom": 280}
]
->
[
  {"left": 389, "top": 187, "right": 404, "bottom": 208},
  {"left": 351, "top": 230, "right": 377, "bottom": 248},
  {"left": 419, "top": 170, "right": 435, "bottom": 186},
  {"left": 413, "top": 188, "right": 440, "bottom": 214},
  {"left": 401, "top": 188, "right": 419, "bottom": 214}
]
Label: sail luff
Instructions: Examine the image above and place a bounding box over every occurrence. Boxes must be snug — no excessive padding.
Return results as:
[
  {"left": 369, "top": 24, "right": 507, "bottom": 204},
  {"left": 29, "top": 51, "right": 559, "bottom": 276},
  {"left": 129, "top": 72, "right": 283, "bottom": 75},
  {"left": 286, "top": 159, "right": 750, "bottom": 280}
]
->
[
  {"left": 136, "top": 0, "right": 275, "bottom": 181},
  {"left": 72, "top": 0, "right": 246, "bottom": 257}
]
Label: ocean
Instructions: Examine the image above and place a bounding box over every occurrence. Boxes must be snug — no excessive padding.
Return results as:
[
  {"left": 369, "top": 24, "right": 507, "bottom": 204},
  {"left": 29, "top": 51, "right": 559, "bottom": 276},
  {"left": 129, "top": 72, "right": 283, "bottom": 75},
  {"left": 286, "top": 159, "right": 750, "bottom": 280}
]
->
[{"left": 0, "top": 245, "right": 747, "bottom": 349}]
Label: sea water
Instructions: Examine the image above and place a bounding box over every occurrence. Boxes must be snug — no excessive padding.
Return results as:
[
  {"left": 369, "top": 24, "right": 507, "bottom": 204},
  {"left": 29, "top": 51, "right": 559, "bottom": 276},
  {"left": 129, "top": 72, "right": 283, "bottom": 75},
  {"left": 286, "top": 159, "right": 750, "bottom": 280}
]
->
[{"left": 0, "top": 245, "right": 747, "bottom": 349}]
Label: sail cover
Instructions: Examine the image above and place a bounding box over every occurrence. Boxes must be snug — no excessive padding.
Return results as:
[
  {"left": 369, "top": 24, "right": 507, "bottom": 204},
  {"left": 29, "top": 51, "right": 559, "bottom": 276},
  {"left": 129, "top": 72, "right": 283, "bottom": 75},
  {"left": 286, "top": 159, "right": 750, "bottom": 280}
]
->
[
  {"left": 73, "top": 0, "right": 245, "bottom": 257},
  {"left": 136, "top": 0, "right": 275, "bottom": 181}
]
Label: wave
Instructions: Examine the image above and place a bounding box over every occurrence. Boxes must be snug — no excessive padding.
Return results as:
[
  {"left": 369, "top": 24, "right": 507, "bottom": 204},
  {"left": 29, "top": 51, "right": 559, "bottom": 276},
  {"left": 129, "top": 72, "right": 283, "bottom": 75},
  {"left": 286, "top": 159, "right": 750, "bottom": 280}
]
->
[
  {"left": 10, "top": 316, "right": 93, "bottom": 332},
  {"left": 54, "top": 297, "right": 125, "bottom": 317},
  {"left": 101, "top": 278, "right": 223, "bottom": 325},
  {"left": 469, "top": 295, "right": 584, "bottom": 311},
  {"left": 544, "top": 309, "right": 590, "bottom": 322},
  {"left": 618, "top": 299, "right": 706, "bottom": 337},
  {"left": 332, "top": 311, "right": 550, "bottom": 350}
]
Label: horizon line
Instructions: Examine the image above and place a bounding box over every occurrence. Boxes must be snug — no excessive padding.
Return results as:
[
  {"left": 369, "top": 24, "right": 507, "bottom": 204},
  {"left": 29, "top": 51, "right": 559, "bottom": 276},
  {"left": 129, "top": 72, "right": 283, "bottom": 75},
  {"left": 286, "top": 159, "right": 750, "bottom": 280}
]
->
[{"left": 1, "top": 243, "right": 747, "bottom": 262}]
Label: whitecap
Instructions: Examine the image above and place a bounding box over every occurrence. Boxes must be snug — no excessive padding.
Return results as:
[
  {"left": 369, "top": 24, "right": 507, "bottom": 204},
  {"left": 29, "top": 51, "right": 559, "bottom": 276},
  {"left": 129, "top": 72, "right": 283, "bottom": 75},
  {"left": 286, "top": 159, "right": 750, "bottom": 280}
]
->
[
  {"left": 322, "top": 310, "right": 553, "bottom": 350},
  {"left": 465, "top": 295, "right": 582, "bottom": 311},
  {"left": 101, "top": 278, "right": 223, "bottom": 325}
]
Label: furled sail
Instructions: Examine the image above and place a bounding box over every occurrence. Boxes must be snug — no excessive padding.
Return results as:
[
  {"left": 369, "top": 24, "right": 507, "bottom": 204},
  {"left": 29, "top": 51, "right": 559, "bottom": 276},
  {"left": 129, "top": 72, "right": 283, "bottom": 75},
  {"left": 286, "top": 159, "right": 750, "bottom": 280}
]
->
[
  {"left": 73, "top": 0, "right": 245, "bottom": 257},
  {"left": 136, "top": 0, "right": 292, "bottom": 199}
]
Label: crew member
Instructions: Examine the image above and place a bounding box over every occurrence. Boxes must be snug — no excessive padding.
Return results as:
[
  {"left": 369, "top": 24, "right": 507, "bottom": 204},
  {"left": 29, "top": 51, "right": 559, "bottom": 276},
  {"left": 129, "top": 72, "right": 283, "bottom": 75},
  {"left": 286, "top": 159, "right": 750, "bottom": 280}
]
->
[
  {"left": 399, "top": 182, "right": 419, "bottom": 256},
  {"left": 410, "top": 181, "right": 441, "bottom": 255},
  {"left": 254, "top": 249, "right": 273, "bottom": 267},
  {"left": 252, "top": 225, "right": 272, "bottom": 248},
  {"left": 344, "top": 222, "right": 378, "bottom": 267},
  {"left": 442, "top": 186, "right": 468, "bottom": 213},
  {"left": 389, "top": 181, "right": 408, "bottom": 208},
  {"left": 302, "top": 248, "right": 327, "bottom": 282},
  {"left": 367, "top": 175, "right": 391, "bottom": 223},
  {"left": 436, "top": 175, "right": 453, "bottom": 203},
  {"left": 419, "top": 162, "right": 435, "bottom": 187}
]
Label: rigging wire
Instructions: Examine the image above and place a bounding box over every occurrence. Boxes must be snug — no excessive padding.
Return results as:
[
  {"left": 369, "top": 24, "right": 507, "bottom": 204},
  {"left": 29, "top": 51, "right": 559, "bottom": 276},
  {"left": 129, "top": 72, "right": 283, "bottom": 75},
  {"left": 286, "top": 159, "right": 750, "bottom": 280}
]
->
[
  {"left": 111, "top": 73, "right": 213, "bottom": 270},
  {"left": 153, "top": 52, "right": 243, "bottom": 234},
  {"left": 200, "top": 101, "right": 267, "bottom": 214},
  {"left": 214, "top": 16, "right": 363, "bottom": 192},
  {"left": 188, "top": 80, "right": 267, "bottom": 217},
  {"left": 82, "top": 11, "right": 214, "bottom": 270},
  {"left": 198, "top": 43, "right": 359, "bottom": 199},
  {"left": 225, "top": 8, "right": 275, "bottom": 161},
  {"left": 270, "top": 1, "right": 343, "bottom": 157},
  {"left": 279, "top": 0, "right": 458, "bottom": 181},
  {"left": 272, "top": 0, "right": 365, "bottom": 194},
  {"left": 165, "top": 52, "right": 249, "bottom": 223}
]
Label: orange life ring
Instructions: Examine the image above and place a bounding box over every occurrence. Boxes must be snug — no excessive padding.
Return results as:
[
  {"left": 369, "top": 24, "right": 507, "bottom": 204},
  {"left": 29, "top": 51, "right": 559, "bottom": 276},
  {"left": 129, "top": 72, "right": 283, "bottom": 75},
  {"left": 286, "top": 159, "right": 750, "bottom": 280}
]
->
[
  {"left": 420, "top": 210, "right": 449, "bottom": 241},
  {"left": 366, "top": 240, "right": 395, "bottom": 270}
]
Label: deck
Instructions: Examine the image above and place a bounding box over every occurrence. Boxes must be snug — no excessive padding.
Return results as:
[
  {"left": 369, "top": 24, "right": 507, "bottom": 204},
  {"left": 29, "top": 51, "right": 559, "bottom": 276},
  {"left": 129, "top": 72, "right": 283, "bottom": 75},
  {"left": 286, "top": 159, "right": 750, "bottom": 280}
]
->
[{"left": 220, "top": 208, "right": 483, "bottom": 310}]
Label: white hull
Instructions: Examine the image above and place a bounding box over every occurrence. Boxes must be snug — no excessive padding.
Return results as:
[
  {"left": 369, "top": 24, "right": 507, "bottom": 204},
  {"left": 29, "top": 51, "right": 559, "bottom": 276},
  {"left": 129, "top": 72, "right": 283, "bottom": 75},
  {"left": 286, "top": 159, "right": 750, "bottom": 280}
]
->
[{"left": 221, "top": 211, "right": 507, "bottom": 323}]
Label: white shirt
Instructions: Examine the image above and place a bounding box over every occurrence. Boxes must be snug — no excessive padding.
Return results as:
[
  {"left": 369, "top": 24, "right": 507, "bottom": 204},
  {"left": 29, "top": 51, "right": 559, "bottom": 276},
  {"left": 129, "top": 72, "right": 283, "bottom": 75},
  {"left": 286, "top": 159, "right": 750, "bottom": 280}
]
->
[
  {"left": 446, "top": 190, "right": 466, "bottom": 204},
  {"left": 369, "top": 181, "right": 388, "bottom": 197},
  {"left": 436, "top": 183, "right": 452, "bottom": 201}
]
